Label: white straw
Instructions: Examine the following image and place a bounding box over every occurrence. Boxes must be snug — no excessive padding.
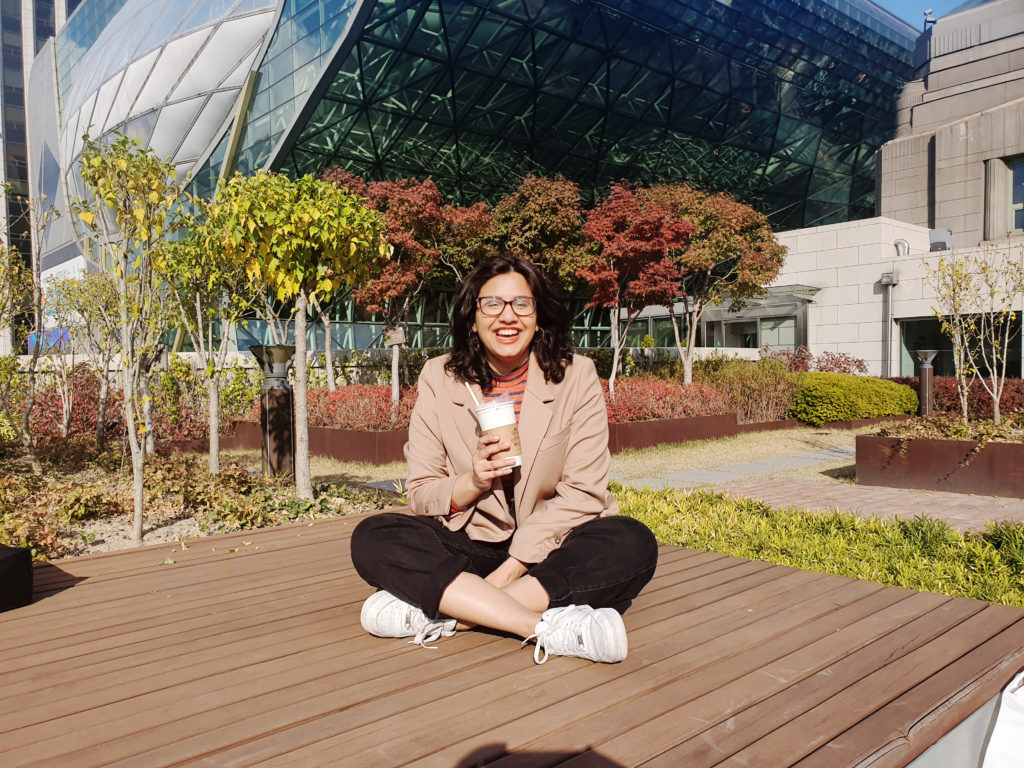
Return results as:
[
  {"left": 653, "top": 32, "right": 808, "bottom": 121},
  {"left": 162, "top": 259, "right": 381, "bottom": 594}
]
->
[{"left": 465, "top": 381, "right": 481, "bottom": 406}]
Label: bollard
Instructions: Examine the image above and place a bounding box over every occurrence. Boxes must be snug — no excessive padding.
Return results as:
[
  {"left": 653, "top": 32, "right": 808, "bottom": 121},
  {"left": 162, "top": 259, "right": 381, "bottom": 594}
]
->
[
  {"left": 251, "top": 345, "right": 296, "bottom": 478},
  {"left": 915, "top": 349, "right": 938, "bottom": 418}
]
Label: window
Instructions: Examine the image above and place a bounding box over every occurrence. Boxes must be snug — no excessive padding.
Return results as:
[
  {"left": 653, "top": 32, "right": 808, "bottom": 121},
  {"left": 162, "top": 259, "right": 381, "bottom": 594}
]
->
[
  {"left": 1012, "top": 159, "right": 1024, "bottom": 232},
  {"left": 724, "top": 320, "right": 758, "bottom": 348},
  {"left": 760, "top": 316, "right": 797, "bottom": 351}
]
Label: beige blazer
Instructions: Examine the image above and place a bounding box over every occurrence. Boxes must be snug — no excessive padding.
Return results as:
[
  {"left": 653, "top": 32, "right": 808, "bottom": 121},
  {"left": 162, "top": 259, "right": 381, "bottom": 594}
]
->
[{"left": 405, "top": 352, "right": 618, "bottom": 564}]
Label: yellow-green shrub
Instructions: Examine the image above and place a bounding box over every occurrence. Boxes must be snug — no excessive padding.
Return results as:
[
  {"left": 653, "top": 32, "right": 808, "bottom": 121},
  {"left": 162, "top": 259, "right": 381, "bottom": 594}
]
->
[{"left": 788, "top": 372, "right": 917, "bottom": 426}]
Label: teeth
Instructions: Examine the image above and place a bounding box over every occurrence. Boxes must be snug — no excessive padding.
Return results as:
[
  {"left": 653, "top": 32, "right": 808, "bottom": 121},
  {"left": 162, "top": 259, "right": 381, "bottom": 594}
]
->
[{"left": 496, "top": 330, "right": 519, "bottom": 336}]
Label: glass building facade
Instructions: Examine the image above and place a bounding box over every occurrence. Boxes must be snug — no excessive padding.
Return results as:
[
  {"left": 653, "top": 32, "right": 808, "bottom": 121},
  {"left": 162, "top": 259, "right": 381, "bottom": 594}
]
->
[{"left": 26, "top": 0, "right": 919, "bottom": 348}]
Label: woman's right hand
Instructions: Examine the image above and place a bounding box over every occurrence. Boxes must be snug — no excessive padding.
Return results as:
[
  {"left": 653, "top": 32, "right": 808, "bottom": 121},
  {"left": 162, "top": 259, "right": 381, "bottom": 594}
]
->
[{"left": 469, "top": 434, "right": 515, "bottom": 492}]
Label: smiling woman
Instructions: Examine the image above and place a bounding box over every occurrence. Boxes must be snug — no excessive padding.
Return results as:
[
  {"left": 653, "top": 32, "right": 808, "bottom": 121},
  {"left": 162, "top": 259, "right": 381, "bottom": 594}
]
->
[{"left": 349, "top": 254, "right": 659, "bottom": 665}]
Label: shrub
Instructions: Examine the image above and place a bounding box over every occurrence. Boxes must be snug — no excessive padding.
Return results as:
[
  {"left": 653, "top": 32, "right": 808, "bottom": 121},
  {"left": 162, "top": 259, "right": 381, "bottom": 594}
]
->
[
  {"left": 220, "top": 362, "right": 262, "bottom": 423},
  {"left": 788, "top": 372, "right": 918, "bottom": 426},
  {"left": 306, "top": 385, "right": 418, "bottom": 430},
  {"left": 602, "top": 378, "right": 731, "bottom": 423},
  {"left": 30, "top": 365, "right": 125, "bottom": 442},
  {"left": 695, "top": 357, "right": 797, "bottom": 423},
  {"left": 764, "top": 346, "right": 867, "bottom": 375},
  {"left": 890, "top": 376, "right": 1024, "bottom": 419}
]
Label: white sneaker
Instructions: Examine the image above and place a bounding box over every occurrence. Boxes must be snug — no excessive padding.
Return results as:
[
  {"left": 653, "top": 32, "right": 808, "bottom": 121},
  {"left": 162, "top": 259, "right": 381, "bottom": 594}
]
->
[
  {"left": 525, "top": 604, "right": 628, "bottom": 664},
  {"left": 360, "top": 590, "right": 457, "bottom": 649}
]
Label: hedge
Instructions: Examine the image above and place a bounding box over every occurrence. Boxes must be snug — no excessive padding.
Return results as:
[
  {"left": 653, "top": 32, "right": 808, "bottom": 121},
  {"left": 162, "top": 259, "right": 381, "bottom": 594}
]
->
[{"left": 788, "top": 373, "right": 918, "bottom": 426}]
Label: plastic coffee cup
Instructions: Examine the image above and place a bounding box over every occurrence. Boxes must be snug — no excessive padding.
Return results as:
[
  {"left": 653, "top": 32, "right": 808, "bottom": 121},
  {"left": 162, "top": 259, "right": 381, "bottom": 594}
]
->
[{"left": 474, "top": 400, "right": 522, "bottom": 467}]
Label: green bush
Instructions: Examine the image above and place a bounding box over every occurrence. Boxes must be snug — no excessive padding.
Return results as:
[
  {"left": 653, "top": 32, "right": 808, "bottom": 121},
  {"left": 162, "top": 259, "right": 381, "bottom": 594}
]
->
[
  {"left": 695, "top": 356, "right": 797, "bottom": 423},
  {"left": 788, "top": 372, "right": 917, "bottom": 426}
]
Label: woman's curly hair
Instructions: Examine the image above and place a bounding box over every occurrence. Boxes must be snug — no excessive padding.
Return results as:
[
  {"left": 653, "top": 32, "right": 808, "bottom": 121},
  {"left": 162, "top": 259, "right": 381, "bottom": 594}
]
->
[{"left": 445, "top": 254, "right": 573, "bottom": 390}]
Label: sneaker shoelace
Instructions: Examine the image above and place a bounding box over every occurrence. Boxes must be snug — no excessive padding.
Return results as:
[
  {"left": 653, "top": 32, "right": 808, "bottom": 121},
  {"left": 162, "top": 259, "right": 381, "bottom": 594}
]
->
[
  {"left": 524, "top": 609, "right": 586, "bottom": 664},
  {"left": 409, "top": 619, "right": 450, "bottom": 650}
]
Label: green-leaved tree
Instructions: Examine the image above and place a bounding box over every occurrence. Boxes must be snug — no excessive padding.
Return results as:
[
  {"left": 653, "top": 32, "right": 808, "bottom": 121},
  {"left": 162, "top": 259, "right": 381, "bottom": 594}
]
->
[
  {"left": 210, "top": 171, "right": 387, "bottom": 499},
  {"left": 72, "top": 133, "right": 186, "bottom": 540}
]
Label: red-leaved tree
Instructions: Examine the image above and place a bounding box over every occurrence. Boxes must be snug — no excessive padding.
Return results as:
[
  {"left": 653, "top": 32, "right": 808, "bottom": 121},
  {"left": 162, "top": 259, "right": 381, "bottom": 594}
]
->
[
  {"left": 581, "top": 183, "right": 694, "bottom": 398},
  {"left": 321, "top": 168, "right": 491, "bottom": 405},
  {"left": 489, "top": 174, "right": 589, "bottom": 288},
  {"left": 641, "top": 184, "right": 787, "bottom": 383}
]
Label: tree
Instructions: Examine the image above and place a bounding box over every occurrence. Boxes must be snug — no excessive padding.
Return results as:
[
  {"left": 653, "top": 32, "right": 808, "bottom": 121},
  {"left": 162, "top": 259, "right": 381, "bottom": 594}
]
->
[
  {"left": 215, "top": 171, "right": 387, "bottom": 499},
  {"left": 489, "top": 174, "right": 588, "bottom": 287},
  {"left": 970, "top": 244, "right": 1024, "bottom": 425},
  {"left": 59, "top": 272, "right": 121, "bottom": 447},
  {"left": 321, "top": 168, "right": 490, "bottom": 406},
  {"left": 580, "top": 183, "right": 694, "bottom": 397},
  {"left": 73, "top": 132, "right": 186, "bottom": 541},
  {"left": 11, "top": 191, "right": 62, "bottom": 474},
  {"left": 0, "top": 243, "right": 29, "bottom": 443},
  {"left": 926, "top": 251, "right": 980, "bottom": 422},
  {"left": 927, "top": 244, "right": 1024, "bottom": 425},
  {"left": 40, "top": 275, "right": 80, "bottom": 439},
  {"left": 157, "top": 194, "right": 260, "bottom": 474},
  {"left": 641, "top": 184, "right": 787, "bottom": 384}
]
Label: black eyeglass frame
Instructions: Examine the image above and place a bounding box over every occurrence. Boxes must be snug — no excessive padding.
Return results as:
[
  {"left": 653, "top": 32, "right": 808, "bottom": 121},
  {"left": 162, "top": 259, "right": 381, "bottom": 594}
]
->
[{"left": 475, "top": 296, "right": 537, "bottom": 317}]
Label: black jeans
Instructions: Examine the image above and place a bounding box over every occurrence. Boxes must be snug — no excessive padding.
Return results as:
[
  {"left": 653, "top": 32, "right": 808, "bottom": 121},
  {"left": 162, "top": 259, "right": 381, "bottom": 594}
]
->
[{"left": 351, "top": 513, "right": 659, "bottom": 620}]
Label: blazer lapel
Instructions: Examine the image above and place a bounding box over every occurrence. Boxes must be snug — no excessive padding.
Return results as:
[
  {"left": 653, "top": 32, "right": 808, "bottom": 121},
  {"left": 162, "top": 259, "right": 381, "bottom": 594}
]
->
[{"left": 517, "top": 353, "right": 556, "bottom": 503}]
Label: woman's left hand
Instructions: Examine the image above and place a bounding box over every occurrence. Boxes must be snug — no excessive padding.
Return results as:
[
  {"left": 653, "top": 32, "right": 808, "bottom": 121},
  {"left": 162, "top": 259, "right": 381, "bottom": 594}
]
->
[{"left": 485, "top": 556, "right": 529, "bottom": 590}]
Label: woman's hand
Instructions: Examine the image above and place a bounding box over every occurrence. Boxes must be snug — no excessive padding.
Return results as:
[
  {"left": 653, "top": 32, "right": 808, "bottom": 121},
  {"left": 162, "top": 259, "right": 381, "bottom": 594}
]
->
[
  {"left": 451, "top": 434, "right": 516, "bottom": 508},
  {"left": 469, "top": 434, "right": 515, "bottom": 491},
  {"left": 485, "top": 556, "right": 529, "bottom": 590}
]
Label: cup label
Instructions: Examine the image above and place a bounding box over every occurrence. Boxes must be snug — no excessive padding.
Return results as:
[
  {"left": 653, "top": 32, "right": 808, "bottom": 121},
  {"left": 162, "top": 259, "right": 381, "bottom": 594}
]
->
[{"left": 482, "top": 422, "right": 522, "bottom": 465}]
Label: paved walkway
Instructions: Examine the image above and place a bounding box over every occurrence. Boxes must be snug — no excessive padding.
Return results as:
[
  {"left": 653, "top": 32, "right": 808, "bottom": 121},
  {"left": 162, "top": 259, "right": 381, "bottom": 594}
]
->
[{"left": 614, "top": 445, "right": 1024, "bottom": 533}]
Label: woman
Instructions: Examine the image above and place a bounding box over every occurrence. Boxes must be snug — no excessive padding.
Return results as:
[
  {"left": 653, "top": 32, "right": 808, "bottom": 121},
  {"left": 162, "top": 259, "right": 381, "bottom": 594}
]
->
[{"left": 351, "top": 255, "right": 658, "bottom": 664}]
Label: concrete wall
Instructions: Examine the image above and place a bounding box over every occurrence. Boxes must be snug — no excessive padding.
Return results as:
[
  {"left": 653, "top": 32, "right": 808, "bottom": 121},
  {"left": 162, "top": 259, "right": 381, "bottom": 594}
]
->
[
  {"left": 775, "top": 216, "right": 1024, "bottom": 377},
  {"left": 878, "top": 0, "right": 1024, "bottom": 249},
  {"left": 775, "top": 217, "right": 931, "bottom": 376}
]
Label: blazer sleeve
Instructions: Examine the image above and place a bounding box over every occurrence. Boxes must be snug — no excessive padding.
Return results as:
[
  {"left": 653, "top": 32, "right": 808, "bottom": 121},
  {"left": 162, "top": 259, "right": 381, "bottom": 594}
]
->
[
  {"left": 404, "top": 360, "right": 476, "bottom": 530},
  {"left": 508, "top": 358, "right": 615, "bottom": 563}
]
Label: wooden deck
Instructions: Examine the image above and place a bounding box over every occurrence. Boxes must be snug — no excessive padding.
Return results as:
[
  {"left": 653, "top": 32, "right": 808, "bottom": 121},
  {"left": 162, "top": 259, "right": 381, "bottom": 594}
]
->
[{"left": 3, "top": 511, "right": 1024, "bottom": 767}]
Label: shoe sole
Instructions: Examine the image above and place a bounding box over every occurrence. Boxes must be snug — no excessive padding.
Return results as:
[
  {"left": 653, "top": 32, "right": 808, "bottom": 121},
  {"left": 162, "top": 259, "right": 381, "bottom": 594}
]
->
[{"left": 592, "top": 608, "right": 628, "bottom": 663}]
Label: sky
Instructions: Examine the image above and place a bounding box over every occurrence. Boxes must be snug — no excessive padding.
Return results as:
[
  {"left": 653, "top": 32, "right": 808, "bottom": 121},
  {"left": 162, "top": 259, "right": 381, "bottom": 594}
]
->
[{"left": 874, "top": 0, "right": 964, "bottom": 28}]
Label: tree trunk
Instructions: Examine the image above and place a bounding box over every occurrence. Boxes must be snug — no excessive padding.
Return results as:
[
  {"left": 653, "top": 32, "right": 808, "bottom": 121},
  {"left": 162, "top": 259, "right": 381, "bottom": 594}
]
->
[
  {"left": 294, "top": 292, "right": 313, "bottom": 500},
  {"left": 208, "top": 372, "right": 221, "bottom": 474},
  {"left": 60, "top": 376, "right": 73, "bottom": 439},
  {"left": 391, "top": 342, "right": 400, "bottom": 409},
  {"left": 141, "top": 374, "right": 155, "bottom": 455},
  {"left": 683, "top": 312, "right": 700, "bottom": 386},
  {"left": 608, "top": 309, "right": 620, "bottom": 400},
  {"left": 124, "top": 365, "right": 146, "bottom": 541},
  {"left": 20, "top": 385, "right": 41, "bottom": 475},
  {"left": 96, "top": 372, "right": 109, "bottom": 448},
  {"left": 322, "top": 308, "right": 336, "bottom": 392}
]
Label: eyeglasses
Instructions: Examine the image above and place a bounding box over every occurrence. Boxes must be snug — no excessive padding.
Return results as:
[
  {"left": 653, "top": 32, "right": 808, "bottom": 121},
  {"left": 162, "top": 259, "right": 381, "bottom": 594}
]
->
[{"left": 476, "top": 296, "right": 537, "bottom": 316}]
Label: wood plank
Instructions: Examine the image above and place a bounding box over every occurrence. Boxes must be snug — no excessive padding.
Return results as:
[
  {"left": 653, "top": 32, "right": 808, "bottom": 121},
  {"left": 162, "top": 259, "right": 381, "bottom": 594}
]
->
[
  {"left": 474, "top": 581, "right": 915, "bottom": 768},
  {"left": 261, "top": 575, "right": 892, "bottom": 767},
  {"left": 715, "top": 604, "right": 1024, "bottom": 767},
  {"left": 617, "top": 594, "right": 982, "bottom": 767},
  {"left": 796, "top": 618, "right": 1024, "bottom": 767},
  {"left": 3, "top": 514, "right": 1022, "bottom": 768}
]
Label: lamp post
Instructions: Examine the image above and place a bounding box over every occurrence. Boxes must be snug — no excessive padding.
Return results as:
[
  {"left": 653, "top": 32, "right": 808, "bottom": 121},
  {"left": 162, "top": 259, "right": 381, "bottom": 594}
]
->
[
  {"left": 250, "top": 344, "right": 296, "bottom": 478},
  {"left": 915, "top": 349, "right": 938, "bottom": 417}
]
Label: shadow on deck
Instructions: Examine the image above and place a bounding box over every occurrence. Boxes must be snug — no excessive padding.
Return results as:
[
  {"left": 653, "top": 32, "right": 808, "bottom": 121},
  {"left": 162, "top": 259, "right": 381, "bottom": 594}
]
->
[{"left": 3, "top": 512, "right": 1023, "bottom": 767}]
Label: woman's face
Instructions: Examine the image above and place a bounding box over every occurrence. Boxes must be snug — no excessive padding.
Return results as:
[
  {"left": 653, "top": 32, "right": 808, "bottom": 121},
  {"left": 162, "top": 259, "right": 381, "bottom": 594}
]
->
[{"left": 472, "top": 271, "right": 538, "bottom": 374}]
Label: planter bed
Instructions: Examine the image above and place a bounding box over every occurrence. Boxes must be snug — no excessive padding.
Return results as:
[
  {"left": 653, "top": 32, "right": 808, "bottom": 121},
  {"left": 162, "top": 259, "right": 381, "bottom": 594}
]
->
[
  {"left": 161, "top": 415, "right": 916, "bottom": 466},
  {"left": 856, "top": 435, "right": 1024, "bottom": 499},
  {"left": 168, "top": 421, "right": 410, "bottom": 465},
  {"left": 608, "top": 413, "right": 739, "bottom": 453}
]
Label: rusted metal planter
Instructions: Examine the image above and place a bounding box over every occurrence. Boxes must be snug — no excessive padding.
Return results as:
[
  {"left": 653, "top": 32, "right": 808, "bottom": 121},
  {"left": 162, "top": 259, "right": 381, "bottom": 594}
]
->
[
  {"left": 607, "top": 414, "right": 740, "bottom": 454},
  {"left": 856, "top": 435, "right": 1024, "bottom": 499}
]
